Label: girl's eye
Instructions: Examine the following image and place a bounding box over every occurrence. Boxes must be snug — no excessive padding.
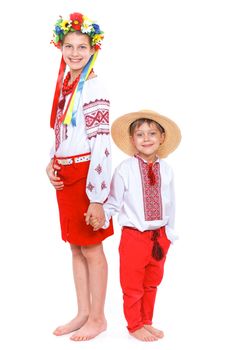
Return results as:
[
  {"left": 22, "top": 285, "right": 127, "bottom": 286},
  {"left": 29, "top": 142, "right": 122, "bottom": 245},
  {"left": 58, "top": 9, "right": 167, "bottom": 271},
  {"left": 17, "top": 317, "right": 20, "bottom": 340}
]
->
[{"left": 80, "top": 45, "right": 87, "bottom": 49}]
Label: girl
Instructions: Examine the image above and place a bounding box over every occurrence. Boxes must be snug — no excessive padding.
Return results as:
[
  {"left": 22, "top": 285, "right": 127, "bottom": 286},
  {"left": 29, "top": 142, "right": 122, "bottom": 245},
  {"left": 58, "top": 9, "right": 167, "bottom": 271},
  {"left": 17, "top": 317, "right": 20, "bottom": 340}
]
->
[{"left": 46, "top": 12, "right": 113, "bottom": 341}]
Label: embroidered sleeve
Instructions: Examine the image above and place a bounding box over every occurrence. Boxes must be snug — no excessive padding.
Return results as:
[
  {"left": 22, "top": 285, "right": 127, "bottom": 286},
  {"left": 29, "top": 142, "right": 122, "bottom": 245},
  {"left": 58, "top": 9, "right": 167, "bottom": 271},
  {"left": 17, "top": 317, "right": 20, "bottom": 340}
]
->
[
  {"left": 83, "top": 99, "right": 110, "bottom": 139},
  {"left": 83, "top": 99, "right": 112, "bottom": 203}
]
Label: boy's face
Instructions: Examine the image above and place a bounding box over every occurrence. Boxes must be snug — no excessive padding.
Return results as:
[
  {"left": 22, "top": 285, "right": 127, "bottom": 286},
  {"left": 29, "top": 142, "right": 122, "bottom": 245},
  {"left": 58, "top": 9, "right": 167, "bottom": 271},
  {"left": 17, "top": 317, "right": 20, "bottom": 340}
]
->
[{"left": 131, "top": 122, "right": 165, "bottom": 162}]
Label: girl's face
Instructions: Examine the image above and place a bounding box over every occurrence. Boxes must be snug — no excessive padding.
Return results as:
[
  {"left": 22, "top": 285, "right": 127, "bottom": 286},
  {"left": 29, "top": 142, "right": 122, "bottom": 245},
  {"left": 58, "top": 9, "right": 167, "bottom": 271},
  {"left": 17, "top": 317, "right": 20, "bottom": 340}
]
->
[
  {"left": 62, "top": 31, "right": 95, "bottom": 74},
  {"left": 131, "top": 122, "right": 165, "bottom": 162}
]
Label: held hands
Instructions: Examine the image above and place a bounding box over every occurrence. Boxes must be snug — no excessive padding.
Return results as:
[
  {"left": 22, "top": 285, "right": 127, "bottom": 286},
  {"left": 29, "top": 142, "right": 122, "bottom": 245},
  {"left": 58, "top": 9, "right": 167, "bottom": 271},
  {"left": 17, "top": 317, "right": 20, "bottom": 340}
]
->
[
  {"left": 46, "top": 160, "right": 64, "bottom": 190},
  {"left": 85, "top": 203, "right": 105, "bottom": 231}
]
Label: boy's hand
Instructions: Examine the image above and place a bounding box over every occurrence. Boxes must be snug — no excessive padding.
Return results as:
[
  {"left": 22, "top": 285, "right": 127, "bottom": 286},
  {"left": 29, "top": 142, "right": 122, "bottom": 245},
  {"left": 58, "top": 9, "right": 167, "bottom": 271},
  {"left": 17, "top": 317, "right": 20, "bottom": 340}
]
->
[
  {"left": 89, "top": 217, "right": 103, "bottom": 231},
  {"left": 84, "top": 203, "right": 105, "bottom": 231}
]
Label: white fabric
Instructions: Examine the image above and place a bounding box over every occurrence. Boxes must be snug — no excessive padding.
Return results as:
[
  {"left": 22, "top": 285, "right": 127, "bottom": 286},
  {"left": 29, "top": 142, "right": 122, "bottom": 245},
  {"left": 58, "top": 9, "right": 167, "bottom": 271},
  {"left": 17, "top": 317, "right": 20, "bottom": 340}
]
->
[
  {"left": 103, "top": 156, "right": 177, "bottom": 243},
  {"left": 50, "top": 77, "right": 112, "bottom": 203}
]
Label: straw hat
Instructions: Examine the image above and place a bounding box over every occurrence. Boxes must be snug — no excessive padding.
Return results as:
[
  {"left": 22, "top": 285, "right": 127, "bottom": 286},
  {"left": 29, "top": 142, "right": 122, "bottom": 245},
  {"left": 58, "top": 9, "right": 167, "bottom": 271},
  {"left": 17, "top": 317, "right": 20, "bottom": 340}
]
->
[{"left": 111, "top": 110, "right": 181, "bottom": 158}]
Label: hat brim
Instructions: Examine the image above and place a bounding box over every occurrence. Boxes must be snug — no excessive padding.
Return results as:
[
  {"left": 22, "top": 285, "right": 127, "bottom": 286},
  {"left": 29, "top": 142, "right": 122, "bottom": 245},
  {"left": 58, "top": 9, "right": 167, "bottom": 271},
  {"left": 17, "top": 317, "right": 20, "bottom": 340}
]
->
[{"left": 111, "top": 110, "right": 181, "bottom": 158}]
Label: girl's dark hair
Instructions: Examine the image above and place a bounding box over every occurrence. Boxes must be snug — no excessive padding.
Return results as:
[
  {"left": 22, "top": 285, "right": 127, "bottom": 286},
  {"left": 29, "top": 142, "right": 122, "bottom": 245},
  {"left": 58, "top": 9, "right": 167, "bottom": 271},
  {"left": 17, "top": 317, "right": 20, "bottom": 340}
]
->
[{"left": 129, "top": 118, "right": 165, "bottom": 136}]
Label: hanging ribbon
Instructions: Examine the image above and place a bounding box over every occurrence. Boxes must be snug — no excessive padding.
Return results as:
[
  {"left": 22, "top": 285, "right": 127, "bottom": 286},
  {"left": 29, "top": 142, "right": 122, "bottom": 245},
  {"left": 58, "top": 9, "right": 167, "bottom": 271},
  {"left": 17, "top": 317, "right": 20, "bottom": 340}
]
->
[
  {"left": 62, "top": 50, "right": 98, "bottom": 126},
  {"left": 50, "top": 56, "right": 66, "bottom": 128}
]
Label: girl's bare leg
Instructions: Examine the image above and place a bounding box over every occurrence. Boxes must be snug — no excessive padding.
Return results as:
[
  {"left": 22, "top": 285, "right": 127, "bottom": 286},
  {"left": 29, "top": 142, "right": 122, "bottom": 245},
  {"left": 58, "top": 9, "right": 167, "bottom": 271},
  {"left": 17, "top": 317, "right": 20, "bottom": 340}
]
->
[
  {"left": 53, "top": 244, "right": 90, "bottom": 335},
  {"left": 70, "top": 243, "right": 107, "bottom": 341}
]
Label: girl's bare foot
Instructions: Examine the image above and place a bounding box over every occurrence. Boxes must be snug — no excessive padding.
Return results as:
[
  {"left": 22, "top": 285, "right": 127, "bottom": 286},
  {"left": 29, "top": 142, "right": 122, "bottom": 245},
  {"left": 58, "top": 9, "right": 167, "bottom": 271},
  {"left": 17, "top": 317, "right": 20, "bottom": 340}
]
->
[
  {"left": 53, "top": 315, "right": 89, "bottom": 336},
  {"left": 70, "top": 317, "right": 107, "bottom": 341},
  {"left": 143, "top": 325, "right": 164, "bottom": 338},
  {"left": 129, "top": 327, "right": 158, "bottom": 341}
]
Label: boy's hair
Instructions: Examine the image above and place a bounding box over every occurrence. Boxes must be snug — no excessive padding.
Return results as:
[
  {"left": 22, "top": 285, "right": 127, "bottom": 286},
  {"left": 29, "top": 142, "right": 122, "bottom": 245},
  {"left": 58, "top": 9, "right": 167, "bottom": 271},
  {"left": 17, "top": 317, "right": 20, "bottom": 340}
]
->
[{"left": 129, "top": 118, "right": 165, "bottom": 136}]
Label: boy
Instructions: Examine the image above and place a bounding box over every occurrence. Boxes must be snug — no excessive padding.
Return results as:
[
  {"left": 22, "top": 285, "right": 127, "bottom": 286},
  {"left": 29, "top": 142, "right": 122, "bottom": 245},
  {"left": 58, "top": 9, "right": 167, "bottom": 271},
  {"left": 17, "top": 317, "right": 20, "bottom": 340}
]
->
[{"left": 90, "top": 110, "right": 181, "bottom": 341}]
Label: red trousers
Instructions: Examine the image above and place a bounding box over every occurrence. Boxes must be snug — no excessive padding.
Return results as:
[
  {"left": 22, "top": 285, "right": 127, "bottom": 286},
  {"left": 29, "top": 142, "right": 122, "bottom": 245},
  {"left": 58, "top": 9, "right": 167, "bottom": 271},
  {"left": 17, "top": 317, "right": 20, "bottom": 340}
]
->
[{"left": 119, "top": 226, "right": 170, "bottom": 332}]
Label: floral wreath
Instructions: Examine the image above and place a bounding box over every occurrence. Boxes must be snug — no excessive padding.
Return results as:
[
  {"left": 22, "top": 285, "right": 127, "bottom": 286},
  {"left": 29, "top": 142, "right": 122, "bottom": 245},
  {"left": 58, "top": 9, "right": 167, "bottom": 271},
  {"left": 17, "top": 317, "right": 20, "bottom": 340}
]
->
[{"left": 51, "top": 12, "right": 104, "bottom": 50}]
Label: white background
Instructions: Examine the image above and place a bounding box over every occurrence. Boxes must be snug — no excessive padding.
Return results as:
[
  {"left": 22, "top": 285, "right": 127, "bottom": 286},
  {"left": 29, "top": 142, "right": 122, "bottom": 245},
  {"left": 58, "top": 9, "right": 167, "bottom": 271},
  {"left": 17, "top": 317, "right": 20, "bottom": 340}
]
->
[{"left": 0, "top": 0, "right": 228, "bottom": 349}]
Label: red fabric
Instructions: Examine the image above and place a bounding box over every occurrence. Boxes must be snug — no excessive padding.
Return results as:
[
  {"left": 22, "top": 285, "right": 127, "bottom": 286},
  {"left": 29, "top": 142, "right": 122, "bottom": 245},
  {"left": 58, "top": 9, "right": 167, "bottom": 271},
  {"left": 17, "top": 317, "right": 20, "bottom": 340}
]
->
[
  {"left": 119, "top": 226, "right": 170, "bottom": 332},
  {"left": 50, "top": 56, "right": 66, "bottom": 128},
  {"left": 54, "top": 157, "right": 114, "bottom": 245}
]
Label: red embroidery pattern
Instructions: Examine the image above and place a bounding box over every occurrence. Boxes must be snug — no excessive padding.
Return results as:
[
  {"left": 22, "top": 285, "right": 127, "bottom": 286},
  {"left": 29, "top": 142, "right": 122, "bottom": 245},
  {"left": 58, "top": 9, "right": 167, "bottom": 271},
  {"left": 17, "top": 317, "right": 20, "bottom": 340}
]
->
[
  {"left": 83, "top": 99, "right": 110, "bottom": 139},
  {"left": 104, "top": 148, "right": 110, "bottom": 157},
  {"left": 87, "top": 182, "right": 95, "bottom": 192},
  {"left": 137, "top": 158, "right": 162, "bottom": 221},
  {"left": 54, "top": 99, "right": 68, "bottom": 151},
  {"left": 101, "top": 181, "right": 107, "bottom": 190},
  {"left": 85, "top": 109, "right": 109, "bottom": 127},
  {"left": 87, "top": 130, "right": 109, "bottom": 139},
  {"left": 95, "top": 164, "right": 102, "bottom": 174},
  {"left": 55, "top": 116, "right": 61, "bottom": 151}
]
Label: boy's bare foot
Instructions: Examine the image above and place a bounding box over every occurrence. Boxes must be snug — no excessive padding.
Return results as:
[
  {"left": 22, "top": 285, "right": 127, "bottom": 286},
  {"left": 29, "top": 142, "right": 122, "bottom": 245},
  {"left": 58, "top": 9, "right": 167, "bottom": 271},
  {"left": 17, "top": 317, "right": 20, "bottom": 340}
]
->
[
  {"left": 129, "top": 327, "right": 158, "bottom": 341},
  {"left": 70, "top": 318, "right": 107, "bottom": 341},
  {"left": 53, "top": 315, "right": 88, "bottom": 336},
  {"left": 143, "top": 325, "right": 164, "bottom": 338}
]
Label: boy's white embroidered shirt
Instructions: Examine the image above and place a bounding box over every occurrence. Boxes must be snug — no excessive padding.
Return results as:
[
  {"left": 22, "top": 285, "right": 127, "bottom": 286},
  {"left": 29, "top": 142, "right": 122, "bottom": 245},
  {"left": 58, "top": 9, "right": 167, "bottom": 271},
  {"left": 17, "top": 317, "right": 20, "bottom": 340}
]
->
[{"left": 103, "top": 156, "right": 177, "bottom": 243}]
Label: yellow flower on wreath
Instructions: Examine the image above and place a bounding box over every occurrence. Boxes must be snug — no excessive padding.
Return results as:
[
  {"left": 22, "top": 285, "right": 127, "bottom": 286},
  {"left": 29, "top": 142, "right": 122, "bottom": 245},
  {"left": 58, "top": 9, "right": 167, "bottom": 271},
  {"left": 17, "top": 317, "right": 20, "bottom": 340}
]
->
[
  {"left": 60, "top": 20, "right": 72, "bottom": 33},
  {"left": 92, "top": 33, "right": 104, "bottom": 46}
]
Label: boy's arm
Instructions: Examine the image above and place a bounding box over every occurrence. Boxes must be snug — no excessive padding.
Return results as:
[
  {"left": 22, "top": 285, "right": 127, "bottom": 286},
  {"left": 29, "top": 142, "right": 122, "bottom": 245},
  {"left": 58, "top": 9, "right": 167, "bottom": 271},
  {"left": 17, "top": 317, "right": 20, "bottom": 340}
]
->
[
  {"left": 102, "top": 167, "right": 125, "bottom": 229},
  {"left": 165, "top": 169, "right": 177, "bottom": 242}
]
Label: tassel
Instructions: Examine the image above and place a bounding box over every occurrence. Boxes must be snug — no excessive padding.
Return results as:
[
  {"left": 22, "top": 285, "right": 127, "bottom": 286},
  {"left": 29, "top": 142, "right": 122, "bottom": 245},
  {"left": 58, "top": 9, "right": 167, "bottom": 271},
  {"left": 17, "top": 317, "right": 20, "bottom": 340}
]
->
[
  {"left": 151, "top": 230, "right": 164, "bottom": 261},
  {"left": 152, "top": 241, "right": 164, "bottom": 261},
  {"left": 148, "top": 163, "right": 156, "bottom": 185}
]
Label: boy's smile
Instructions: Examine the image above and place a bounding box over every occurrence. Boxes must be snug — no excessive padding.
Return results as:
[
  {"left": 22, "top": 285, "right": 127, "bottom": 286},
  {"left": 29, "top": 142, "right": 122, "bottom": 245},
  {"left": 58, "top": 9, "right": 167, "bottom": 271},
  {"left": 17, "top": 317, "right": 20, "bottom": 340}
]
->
[{"left": 131, "top": 122, "right": 165, "bottom": 162}]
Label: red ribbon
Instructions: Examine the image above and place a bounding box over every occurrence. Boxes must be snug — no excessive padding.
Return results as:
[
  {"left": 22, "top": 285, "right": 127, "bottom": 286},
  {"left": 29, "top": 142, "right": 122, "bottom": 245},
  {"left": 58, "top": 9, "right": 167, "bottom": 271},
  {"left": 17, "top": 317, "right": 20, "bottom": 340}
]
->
[
  {"left": 59, "top": 82, "right": 78, "bottom": 124},
  {"left": 50, "top": 56, "right": 66, "bottom": 128}
]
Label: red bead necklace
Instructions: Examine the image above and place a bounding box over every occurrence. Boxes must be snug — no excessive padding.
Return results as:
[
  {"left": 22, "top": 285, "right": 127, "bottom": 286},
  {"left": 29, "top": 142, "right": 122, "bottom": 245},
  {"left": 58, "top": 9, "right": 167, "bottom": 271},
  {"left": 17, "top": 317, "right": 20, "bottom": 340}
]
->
[
  {"left": 58, "top": 69, "right": 94, "bottom": 112},
  {"left": 62, "top": 72, "right": 80, "bottom": 96},
  {"left": 58, "top": 72, "right": 80, "bottom": 111}
]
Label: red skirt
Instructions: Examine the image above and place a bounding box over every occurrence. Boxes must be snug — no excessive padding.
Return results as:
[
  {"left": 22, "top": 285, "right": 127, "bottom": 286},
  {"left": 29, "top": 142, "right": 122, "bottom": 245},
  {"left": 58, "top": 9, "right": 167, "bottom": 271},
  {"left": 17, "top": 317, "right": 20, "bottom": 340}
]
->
[{"left": 54, "top": 156, "right": 114, "bottom": 246}]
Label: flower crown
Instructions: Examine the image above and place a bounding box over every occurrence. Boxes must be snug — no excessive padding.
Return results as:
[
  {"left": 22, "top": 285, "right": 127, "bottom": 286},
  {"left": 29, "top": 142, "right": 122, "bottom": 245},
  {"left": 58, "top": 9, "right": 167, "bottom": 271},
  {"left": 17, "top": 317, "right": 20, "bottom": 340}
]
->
[{"left": 51, "top": 12, "right": 104, "bottom": 50}]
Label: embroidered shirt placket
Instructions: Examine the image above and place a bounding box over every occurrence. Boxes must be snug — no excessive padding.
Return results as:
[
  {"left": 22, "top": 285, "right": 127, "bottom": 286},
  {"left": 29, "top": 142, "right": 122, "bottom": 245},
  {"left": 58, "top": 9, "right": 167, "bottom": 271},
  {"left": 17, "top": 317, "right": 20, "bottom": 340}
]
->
[{"left": 137, "top": 157, "right": 162, "bottom": 221}]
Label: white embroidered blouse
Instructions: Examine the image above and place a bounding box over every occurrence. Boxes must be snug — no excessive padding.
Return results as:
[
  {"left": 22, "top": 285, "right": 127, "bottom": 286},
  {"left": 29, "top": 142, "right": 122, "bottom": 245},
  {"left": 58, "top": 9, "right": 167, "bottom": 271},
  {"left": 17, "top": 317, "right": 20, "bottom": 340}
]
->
[
  {"left": 103, "top": 156, "right": 177, "bottom": 243},
  {"left": 50, "top": 76, "right": 112, "bottom": 204}
]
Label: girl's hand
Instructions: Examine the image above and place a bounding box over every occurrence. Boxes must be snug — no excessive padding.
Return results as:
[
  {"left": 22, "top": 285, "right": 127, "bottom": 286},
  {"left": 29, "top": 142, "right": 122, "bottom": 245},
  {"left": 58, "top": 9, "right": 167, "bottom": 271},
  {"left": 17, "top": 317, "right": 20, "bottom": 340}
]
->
[
  {"left": 46, "top": 160, "right": 64, "bottom": 190},
  {"left": 85, "top": 203, "right": 105, "bottom": 230}
]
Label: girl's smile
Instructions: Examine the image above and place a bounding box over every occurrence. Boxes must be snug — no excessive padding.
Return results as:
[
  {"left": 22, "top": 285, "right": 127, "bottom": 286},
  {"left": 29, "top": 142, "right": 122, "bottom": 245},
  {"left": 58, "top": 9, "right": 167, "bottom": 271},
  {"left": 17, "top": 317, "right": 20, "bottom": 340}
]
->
[{"left": 62, "top": 32, "right": 95, "bottom": 81}]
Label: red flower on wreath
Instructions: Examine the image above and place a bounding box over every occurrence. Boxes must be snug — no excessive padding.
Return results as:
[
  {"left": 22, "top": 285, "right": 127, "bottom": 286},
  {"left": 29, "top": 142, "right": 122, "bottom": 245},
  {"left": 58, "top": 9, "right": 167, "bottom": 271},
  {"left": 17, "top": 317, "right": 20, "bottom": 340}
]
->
[{"left": 70, "top": 13, "right": 83, "bottom": 30}]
